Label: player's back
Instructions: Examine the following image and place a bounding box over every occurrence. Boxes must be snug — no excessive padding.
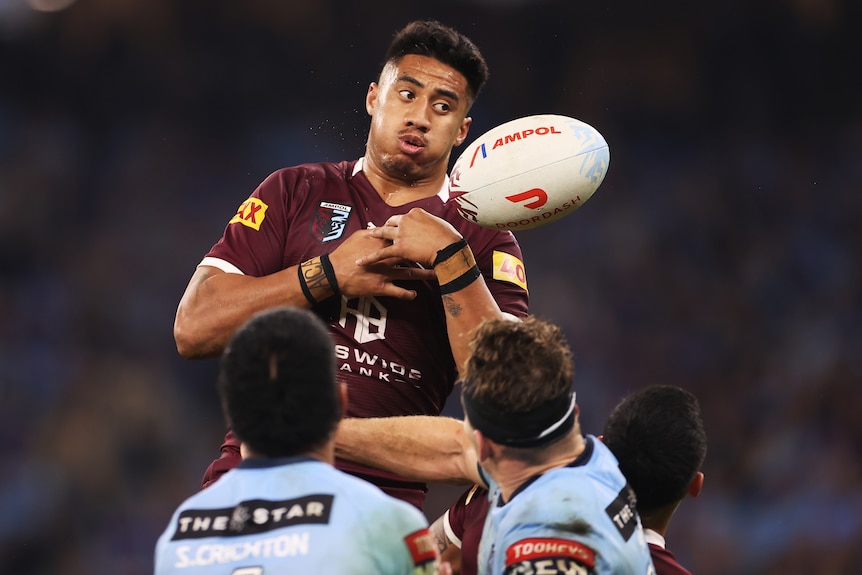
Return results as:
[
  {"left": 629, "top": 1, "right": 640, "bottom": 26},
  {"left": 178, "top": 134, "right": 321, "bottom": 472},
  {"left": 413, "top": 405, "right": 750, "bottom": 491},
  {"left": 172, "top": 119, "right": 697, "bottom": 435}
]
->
[
  {"left": 481, "top": 437, "right": 655, "bottom": 574},
  {"left": 155, "top": 456, "right": 435, "bottom": 575}
]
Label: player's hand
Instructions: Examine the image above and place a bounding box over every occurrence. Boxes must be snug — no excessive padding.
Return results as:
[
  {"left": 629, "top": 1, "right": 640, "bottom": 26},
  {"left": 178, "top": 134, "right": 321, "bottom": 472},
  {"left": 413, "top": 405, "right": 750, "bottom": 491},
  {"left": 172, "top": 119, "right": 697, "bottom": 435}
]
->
[
  {"left": 328, "top": 228, "right": 436, "bottom": 300},
  {"left": 356, "top": 208, "right": 463, "bottom": 268}
]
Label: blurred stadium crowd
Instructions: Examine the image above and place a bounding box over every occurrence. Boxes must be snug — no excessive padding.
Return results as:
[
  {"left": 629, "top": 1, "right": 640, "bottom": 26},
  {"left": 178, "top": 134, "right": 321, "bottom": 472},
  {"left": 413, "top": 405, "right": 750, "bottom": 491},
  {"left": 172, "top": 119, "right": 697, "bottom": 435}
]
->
[{"left": 1, "top": 1, "right": 860, "bottom": 574}]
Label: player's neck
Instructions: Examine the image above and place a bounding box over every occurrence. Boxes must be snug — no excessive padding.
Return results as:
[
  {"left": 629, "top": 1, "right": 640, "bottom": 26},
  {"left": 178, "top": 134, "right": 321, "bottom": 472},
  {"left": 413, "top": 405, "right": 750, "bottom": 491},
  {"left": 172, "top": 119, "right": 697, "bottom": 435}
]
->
[
  {"left": 240, "top": 441, "right": 336, "bottom": 466},
  {"left": 493, "top": 433, "right": 586, "bottom": 504},
  {"left": 639, "top": 501, "right": 679, "bottom": 537},
  {"left": 361, "top": 155, "right": 446, "bottom": 206}
]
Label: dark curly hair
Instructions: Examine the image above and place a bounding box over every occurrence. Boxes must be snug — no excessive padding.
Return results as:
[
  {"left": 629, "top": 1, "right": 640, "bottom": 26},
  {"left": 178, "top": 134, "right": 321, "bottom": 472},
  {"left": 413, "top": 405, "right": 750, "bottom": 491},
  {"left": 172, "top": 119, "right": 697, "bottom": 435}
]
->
[
  {"left": 603, "top": 385, "right": 707, "bottom": 513},
  {"left": 383, "top": 20, "right": 489, "bottom": 103},
  {"left": 217, "top": 307, "right": 341, "bottom": 458}
]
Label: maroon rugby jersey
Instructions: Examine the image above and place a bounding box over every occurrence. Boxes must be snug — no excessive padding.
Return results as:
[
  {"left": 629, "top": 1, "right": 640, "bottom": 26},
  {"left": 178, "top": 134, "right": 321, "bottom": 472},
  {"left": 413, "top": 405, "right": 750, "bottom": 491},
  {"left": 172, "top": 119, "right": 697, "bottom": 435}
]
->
[
  {"left": 445, "top": 484, "right": 490, "bottom": 575},
  {"left": 648, "top": 543, "right": 693, "bottom": 575},
  {"left": 200, "top": 159, "right": 529, "bottom": 508}
]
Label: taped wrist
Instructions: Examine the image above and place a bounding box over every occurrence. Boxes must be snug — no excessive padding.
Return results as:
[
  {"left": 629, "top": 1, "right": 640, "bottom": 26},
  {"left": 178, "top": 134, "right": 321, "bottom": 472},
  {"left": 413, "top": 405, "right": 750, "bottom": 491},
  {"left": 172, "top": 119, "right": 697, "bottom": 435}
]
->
[
  {"left": 434, "top": 239, "right": 481, "bottom": 295},
  {"left": 298, "top": 254, "right": 340, "bottom": 305}
]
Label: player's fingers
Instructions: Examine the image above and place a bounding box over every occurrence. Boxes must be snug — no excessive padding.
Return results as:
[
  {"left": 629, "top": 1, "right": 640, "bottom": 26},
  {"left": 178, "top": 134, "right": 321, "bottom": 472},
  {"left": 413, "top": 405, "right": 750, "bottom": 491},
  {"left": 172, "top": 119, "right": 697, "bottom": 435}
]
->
[
  {"left": 382, "top": 214, "right": 403, "bottom": 227},
  {"left": 355, "top": 247, "right": 396, "bottom": 266},
  {"left": 379, "top": 284, "right": 417, "bottom": 300},
  {"left": 388, "top": 267, "right": 436, "bottom": 282},
  {"left": 366, "top": 226, "right": 396, "bottom": 242}
]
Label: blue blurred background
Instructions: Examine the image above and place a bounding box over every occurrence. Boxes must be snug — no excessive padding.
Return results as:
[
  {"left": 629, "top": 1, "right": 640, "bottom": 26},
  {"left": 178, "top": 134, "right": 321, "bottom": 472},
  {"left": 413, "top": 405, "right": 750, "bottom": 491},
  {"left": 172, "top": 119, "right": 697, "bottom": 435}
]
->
[{"left": 1, "top": 0, "right": 860, "bottom": 573}]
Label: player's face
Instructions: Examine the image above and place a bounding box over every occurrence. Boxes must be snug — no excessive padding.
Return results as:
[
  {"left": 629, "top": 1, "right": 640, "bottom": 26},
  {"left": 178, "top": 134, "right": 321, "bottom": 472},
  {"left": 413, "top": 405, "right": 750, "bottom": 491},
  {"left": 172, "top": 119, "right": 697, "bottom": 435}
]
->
[{"left": 365, "top": 54, "right": 472, "bottom": 182}]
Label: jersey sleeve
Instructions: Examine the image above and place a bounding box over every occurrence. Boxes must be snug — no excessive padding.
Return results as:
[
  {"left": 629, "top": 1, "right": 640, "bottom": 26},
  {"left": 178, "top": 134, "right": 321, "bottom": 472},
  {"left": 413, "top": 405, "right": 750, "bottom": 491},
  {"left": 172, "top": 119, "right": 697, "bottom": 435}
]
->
[
  {"left": 200, "top": 429, "right": 241, "bottom": 489},
  {"left": 460, "top": 225, "right": 529, "bottom": 318},
  {"left": 204, "top": 169, "right": 292, "bottom": 276},
  {"left": 445, "top": 485, "right": 480, "bottom": 547}
]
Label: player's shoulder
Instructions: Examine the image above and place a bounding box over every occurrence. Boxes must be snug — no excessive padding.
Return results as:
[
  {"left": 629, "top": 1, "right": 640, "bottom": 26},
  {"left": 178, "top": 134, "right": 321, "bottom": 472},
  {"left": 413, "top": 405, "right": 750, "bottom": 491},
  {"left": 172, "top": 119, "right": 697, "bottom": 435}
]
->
[
  {"left": 268, "top": 159, "right": 355, "bottom": 183},
  {"left": 521, "top": 438, "right": 624, "bottom": 508}
]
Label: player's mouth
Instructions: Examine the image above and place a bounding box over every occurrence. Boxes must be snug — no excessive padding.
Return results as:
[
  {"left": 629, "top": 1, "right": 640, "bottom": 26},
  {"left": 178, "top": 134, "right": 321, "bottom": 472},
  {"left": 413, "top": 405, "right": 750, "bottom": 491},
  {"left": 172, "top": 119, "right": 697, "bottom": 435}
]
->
[{"left": 398, "top": 134, "right": 426, "bottom": 155}]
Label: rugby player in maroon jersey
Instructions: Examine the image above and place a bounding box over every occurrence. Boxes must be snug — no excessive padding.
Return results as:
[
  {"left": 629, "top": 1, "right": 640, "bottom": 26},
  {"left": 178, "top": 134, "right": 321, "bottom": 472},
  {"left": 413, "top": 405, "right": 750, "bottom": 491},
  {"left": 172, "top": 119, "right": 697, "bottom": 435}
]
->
[{"left": 173, "top": 20, "right": 529, "bottom": 509}]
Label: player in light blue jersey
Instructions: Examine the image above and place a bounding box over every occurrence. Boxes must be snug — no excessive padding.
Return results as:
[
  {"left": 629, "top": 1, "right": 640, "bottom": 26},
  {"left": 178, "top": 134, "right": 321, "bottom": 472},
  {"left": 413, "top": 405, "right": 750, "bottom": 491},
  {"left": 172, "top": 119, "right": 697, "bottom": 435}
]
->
[
  {"left": 336, "top": 317, "right": 656, "bottom": 575},
  {"left": 475, "top": 436, "right": 650, "bottom": 574},
  {"left": 155, "top": 307, "right": 440, "bottom": 575}
]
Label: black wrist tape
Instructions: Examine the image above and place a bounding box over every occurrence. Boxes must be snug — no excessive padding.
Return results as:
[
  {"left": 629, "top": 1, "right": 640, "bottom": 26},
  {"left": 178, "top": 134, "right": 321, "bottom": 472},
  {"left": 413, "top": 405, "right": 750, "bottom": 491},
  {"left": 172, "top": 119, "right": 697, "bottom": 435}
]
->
[
  {"left": 434, "top": 238, "right": 468, "bottom": 267},
  {"left": 439, "top": 265, "right": 481, "bottom": 295},
  {"left": 298, "top": 263, "right": 318, "bottom": 306},
  {"left": 319, "top": 253, "right": 341, "bottom": 298}
]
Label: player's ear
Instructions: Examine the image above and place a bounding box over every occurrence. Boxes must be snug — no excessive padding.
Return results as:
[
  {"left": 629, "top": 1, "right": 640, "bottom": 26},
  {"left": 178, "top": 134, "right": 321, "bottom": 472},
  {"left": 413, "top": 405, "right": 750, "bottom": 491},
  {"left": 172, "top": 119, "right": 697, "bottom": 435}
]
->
[
  {"left": 688, "top": 471, "right": 704, "bottom": 498},
  {"left": 454, "top": 116, "right": 472, "bottom": 147},
  {"left": 475, "top": 429, "right": 495, "bottom": 462},
  {"left": 366, "top": 82, "right": 379, "bottom": 116}
]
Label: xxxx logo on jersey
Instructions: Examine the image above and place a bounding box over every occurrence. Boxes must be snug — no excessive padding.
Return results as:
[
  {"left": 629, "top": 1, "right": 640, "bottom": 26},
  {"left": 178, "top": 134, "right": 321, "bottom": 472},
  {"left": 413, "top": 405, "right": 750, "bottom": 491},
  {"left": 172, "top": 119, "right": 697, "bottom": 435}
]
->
[{"left": 229, "top": 197, "right": 268, "bottom": 231}]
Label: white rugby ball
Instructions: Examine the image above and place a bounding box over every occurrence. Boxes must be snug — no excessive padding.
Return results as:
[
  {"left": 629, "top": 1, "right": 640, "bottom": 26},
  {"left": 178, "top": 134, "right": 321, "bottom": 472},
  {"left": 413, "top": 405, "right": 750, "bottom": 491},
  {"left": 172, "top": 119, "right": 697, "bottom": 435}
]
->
[{"left": 449, "top": 114, "right": 610, "bottom": 231}]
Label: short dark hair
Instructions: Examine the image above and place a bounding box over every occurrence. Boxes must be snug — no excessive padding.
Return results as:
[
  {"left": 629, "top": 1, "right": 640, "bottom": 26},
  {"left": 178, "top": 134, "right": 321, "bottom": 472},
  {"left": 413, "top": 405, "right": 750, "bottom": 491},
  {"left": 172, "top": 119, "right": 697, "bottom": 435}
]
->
[
  {"left": 383, "top": 20, "right": 489, "bottom": 103},
  {"left": 217, "top": 307, "right": 341, "bottom": 458},
  {"left": 602, "top": 385, "right": 707, "bottom": 513}
]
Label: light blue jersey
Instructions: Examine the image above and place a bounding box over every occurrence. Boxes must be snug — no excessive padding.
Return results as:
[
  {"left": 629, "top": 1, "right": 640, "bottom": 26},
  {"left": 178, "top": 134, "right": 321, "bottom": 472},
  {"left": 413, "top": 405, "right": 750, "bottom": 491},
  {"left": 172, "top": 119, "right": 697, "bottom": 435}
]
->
[
  {"left": 155, "top": 456, "right": 437, "bottom": 575},
  {"left": 478, "top": 436, "right": 655, "bottom": 575}
]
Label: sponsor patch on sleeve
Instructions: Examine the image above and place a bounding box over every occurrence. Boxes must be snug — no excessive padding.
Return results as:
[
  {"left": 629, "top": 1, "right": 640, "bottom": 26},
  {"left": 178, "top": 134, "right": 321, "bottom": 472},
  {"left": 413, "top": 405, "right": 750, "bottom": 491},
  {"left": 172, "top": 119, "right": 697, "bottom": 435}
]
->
[
  {"left": 504, "top": 538, "right": 596, "bottom": 574},
  {"left": 492, "top": 251, "right": 528, "bottom": 291},
  {"left": 229, "top": 197, "right": 268, "bottom": 231},
  {"left": 405, "top": 528, "right": 439, "bottom": 568},
  {"left": 605, "top": 484, "right": 638, "bottom": 542}
]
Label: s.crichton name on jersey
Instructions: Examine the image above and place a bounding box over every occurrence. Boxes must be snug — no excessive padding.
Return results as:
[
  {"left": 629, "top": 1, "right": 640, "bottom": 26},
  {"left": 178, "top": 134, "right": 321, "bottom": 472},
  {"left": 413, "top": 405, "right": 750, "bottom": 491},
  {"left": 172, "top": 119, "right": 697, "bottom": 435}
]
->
[{"left": 172, "top": 533, "right": 311, "bottom": 568}]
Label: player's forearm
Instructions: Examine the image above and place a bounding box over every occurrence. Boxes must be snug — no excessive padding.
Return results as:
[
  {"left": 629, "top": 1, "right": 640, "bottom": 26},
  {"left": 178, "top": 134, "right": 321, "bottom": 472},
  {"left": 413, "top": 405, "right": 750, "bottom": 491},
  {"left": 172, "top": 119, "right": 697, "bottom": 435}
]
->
[
  {"left": 174, "top": 265, "right": 311, "bottom": 358},
  {"left": 335, "top": 416, "right": 479, "bottom": 485},
  {"left": 440, "top": 277, "right": 508, "bottom": 375},
  {"left": 432, "top": 239, "right": 512, "bottom": 375}
]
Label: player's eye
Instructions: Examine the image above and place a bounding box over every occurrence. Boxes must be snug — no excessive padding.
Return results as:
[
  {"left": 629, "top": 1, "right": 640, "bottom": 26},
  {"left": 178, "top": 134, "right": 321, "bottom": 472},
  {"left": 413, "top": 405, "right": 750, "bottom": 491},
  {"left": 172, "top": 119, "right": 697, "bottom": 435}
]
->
[
  {"left": 399, "top": 89, "right": 415, "bottom": 100},
  {"left": 433, "top": 102, "right": 451, "bottom": 113}
]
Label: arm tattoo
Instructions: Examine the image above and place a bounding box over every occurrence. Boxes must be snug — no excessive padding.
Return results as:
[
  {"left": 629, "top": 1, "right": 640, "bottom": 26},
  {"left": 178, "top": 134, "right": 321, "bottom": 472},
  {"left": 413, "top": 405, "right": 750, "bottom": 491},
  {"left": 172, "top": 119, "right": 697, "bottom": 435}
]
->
[
  {"left": 442, "top": 294, "right": 462, "bottom": 318},
  {"left": 300, "top": 257, "right": 333, "bottom": 301},
  {"left": 301, "top": 257, "right": 329, "bottom": 291},
  {"left": 430, "top": 516, "right": 451, "bottom": 555}
]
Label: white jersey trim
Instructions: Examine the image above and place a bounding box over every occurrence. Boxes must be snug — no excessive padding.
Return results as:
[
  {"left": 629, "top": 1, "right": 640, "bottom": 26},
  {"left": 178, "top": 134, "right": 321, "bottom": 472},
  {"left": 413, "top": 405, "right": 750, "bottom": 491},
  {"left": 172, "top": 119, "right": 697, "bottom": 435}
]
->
[
  {"left": 644, "top": 528, "right": 666, "bottom": 548},
  {"left": 199, "top": 257, "right": 244, "bottom": 275},
  {"left": 442, "top": 510, "right": 462, "bottom": 549}
]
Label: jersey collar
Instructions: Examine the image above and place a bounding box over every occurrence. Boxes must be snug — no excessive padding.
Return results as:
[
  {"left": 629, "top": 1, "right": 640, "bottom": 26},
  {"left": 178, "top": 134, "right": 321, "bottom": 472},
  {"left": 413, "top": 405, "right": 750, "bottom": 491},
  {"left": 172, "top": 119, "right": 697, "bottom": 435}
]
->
[
  {"left": 353, "top": 157, "right": 451, "bottom": 202},
  {"left": 499, "top": 436, "right": 596, "bottom": 505},
  {"left": 237, "top": 455, "right": 320, "bottom": 469}
]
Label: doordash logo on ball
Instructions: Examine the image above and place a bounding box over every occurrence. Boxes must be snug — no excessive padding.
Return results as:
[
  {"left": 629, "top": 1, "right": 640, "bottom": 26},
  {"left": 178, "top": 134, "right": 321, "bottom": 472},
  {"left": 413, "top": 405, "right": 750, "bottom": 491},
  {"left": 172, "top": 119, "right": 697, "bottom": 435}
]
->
[{"left": 505, "top": 188, "right": 548, "bottom": 209}]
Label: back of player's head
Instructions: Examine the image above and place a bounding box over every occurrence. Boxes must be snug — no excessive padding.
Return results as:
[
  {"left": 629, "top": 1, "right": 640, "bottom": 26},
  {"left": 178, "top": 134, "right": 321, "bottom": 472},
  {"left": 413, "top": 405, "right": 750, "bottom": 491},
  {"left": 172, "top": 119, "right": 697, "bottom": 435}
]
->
[
  {"left": 602, "top": 385, "right": 707, "bottom": 514},
  {"left": 383, "top": 19, "right": 489, "bottom": 103},
  {"left": 461, "top": 316, "right": 576, "bottom": 449},
  {"left": 218, "top": 307, "right": 341, "bottom": 458}
]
